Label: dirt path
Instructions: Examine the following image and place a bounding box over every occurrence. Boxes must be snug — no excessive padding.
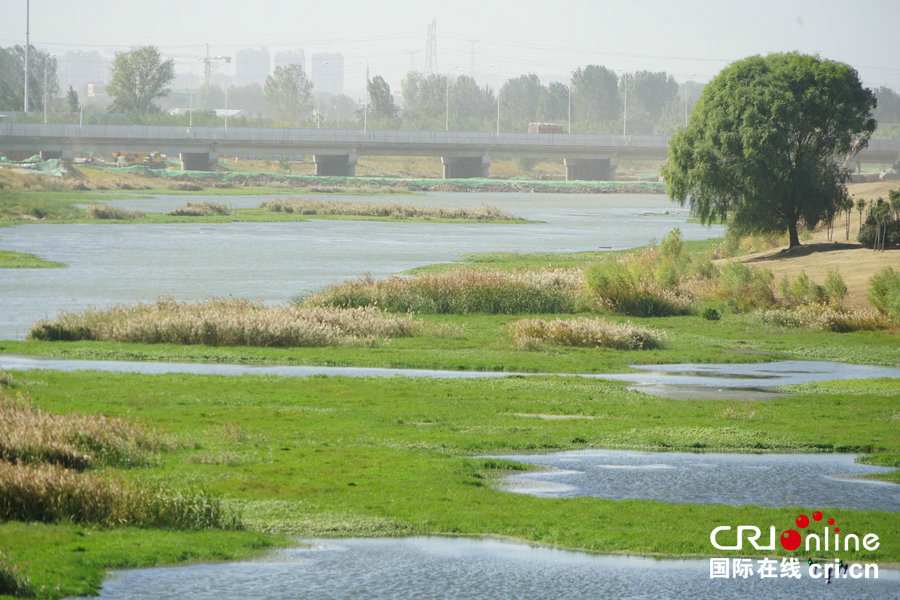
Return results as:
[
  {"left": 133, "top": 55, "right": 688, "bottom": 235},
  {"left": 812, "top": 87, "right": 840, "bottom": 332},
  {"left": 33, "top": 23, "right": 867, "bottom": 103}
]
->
[{"left": 730, "top": 181, "right": 899, "bottom": 309}]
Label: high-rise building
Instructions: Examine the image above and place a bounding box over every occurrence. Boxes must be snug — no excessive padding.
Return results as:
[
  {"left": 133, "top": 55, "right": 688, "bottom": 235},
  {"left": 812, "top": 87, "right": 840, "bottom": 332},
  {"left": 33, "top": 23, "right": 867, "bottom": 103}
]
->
[
  {"left": 235, "top": 47, "right": 270, "bottom": 87},
  {"left": 311, "top": 52, "right": 344, "bottom": 95},
  {"left": 273, "top": 50, "right": 306, "bottom": 72},
  {"left": 60, "top": 50, "right": 109, "bottom": 91}
]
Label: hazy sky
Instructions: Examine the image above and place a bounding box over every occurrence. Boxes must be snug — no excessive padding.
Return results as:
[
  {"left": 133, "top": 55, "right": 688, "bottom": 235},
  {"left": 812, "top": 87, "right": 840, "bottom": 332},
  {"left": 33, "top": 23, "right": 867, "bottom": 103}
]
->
[{"left": 2, "top": 0, "right": 898, "bottom": 93}]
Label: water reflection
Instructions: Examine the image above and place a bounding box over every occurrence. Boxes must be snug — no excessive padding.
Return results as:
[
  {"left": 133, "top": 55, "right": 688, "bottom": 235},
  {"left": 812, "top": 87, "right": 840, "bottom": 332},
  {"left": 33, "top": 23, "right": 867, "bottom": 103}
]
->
[
  {"left": 491, "top": 450, "right": 899, "bottom": 511},
  {"left": 0, "top": 192, "right": 719, "bottom": 340},
  {"left": 602, "top": 361, "right": 900, "bottom": 400},
  {"left": 65, "top": 537, "right": 899, "bottom": 600}
]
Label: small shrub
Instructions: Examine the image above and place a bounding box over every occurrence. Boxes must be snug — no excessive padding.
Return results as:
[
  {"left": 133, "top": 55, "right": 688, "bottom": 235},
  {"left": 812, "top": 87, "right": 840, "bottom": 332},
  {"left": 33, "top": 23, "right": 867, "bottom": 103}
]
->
[
  {"left": 718, "top": 262, "right": 775, "bottom": 311},
  {"left": 86, "top": 204, "right": 145, "bottom": 220},
  {"left": 823, "top": 270, "right": 848, "bottom": 306},
  {"left": 868, "top": 267, "right": 900, "bottom": 321},
  {"left": 700, "top": 306, "right": 721, "bottom": 321},
  {"left": 165, "top": 201, "right": 232, "bottom": 216},
  {"left": 513, "top": 157, "right": 537, "bottom": 172},
  {"left": 507, "top": 317, "right": 666, "bottom": 350}
]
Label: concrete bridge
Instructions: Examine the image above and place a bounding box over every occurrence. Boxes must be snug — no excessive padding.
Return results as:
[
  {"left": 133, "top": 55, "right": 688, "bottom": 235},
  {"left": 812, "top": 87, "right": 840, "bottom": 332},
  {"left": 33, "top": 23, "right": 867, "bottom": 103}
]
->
[{"left": 2, "top": 123, "right": 899, "bottom": 180}]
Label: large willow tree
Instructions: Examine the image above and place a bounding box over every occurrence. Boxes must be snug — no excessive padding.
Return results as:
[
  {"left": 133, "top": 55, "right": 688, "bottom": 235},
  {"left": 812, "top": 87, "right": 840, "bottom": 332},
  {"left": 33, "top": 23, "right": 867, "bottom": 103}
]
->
[{"left": 663, "top": 53, "right": 876, "bottom": 248}]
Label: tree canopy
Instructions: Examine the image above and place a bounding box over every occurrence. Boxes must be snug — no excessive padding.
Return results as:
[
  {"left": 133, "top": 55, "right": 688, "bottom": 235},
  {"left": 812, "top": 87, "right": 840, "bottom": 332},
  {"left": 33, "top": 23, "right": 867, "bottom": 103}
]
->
[
  {"left": 662, "top": 52, "right": 877, "bottom": 248},
  {"left": 264, "top": 64, "right": 313, "bottom": 122},
  {"left": 0, "top": 45, "right": 58, "bottom": 112},
  {"left": 106, "top": 46, "right": 175, "bottom": 113},
  {"left": 367, "top": 75, "right": 397, "bottom": 121}
]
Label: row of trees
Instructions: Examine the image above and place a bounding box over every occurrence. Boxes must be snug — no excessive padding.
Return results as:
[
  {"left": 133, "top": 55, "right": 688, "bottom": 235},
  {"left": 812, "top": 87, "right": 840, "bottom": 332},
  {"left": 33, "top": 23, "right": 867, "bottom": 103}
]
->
[
  {"left": 0, "top": 45, "right": 59, "bottom": 113},
  {"left": 0, "top": 45, "right": 701, "bottom": 134}
]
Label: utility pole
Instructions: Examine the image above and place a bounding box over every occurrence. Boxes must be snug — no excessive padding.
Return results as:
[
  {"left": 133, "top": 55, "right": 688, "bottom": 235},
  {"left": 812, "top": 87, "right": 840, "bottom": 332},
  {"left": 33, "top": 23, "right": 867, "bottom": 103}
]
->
[
  {"left": 24, "top": 0, "right": 30, "bottom": 113},
  {"left": 425, "top": 20, "right": 438, "bottom": 76}
]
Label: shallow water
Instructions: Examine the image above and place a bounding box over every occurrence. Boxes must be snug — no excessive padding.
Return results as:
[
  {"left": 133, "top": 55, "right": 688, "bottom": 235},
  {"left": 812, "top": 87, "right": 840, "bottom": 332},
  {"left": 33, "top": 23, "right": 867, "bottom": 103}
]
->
[
  {"left": 0, "top": 192, "right": 719, "bottom": 340},
  {"left": 65, "top": 537, "right": 899, "bottom": 600},
  {"left": 2, "top": 357, "right": 897, "bottom": 403},
  {"left": 491, "top": 450, "right": 899, "bottom": 511},
  {"left": 603, "top": 361, "right": 900, "bottom": 400}
]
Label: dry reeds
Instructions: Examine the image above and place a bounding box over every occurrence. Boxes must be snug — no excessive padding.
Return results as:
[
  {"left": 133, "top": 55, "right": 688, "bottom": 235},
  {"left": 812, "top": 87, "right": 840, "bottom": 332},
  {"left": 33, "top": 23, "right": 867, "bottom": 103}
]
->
[
  {"left": 507, "top": 317, "right": 666, "bottom": 351},
  {"left": 0, "top": 462, "right": 240, "bottom": 529},
  {"left": 0, "top": 389, "right": 161, "bottom": 469},
  {"left": 28, "top": 298, "right": 425, "bottom": 346},
  {"left": 165, "top": 201, "right": 232, "bottom": 216},
  {"left": 260, "top": 198, "right": 520, "bottom": 221},
  {"left": 305, "top": 268, "right": 583, "bottom": 314},
  {"left": 750, "top": 305, "right": 887, "bottom": 332},
  {"left": 86, "top": 204, "right": 145, "bottom": 220},
  {"left": 0, "top": 387, "right": 240, "bottom": 530}
]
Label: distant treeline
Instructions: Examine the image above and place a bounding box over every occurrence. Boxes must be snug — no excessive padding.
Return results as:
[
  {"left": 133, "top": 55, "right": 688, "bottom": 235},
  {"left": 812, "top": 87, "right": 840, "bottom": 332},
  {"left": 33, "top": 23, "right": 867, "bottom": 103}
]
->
[{"left": 2, "top": 44, "right": 899, "bottom": 138}]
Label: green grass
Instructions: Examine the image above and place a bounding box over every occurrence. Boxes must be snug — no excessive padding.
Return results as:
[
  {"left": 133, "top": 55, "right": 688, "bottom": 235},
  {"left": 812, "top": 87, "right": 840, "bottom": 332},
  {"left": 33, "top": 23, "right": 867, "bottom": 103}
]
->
[
  {"left": 0, "top": 522, "right": 278, "bottom": 599},
  {"left": 404, "top": 239, "right": 723, "bottom": 274},
  {"left": 0, "top": 370, "right": 897, "bottom": 598},
  {"left": 0, "top": 251, "right": 65, "bottom": 269},
  {"left": 0, "top": 190, "right": 100, "bottom": 224}
]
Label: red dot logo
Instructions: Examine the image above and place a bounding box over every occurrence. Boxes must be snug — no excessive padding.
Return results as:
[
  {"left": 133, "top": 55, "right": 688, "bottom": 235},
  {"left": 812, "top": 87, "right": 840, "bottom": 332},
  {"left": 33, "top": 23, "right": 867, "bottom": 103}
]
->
[
  {"left": 813, "top": 511, "right": 823, "bottom": 521},
  {"left": 827, "top": 518, "right": 835, "bottom": 525},
  {"left": 795, "top": 514, "right": 809, "bottom": 528},
  {"left": 835, "top": 527, "right": 840, "bottom": 532},
  {"left": 780, "top": 529, "right": 802, "bottom": 551}
]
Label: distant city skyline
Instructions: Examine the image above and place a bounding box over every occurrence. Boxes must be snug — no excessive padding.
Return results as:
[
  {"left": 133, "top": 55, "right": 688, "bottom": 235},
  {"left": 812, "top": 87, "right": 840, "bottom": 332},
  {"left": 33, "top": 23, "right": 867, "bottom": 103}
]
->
[{"left": 3, "top": 0, "right": 899, "bottom": 94}]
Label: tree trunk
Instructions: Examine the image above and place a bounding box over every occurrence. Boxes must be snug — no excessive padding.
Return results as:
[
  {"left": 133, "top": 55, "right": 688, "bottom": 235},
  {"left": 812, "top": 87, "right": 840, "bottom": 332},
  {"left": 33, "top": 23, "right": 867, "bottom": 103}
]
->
[{"left": 788, "top": 221, "right": 801, "bottom": 248}]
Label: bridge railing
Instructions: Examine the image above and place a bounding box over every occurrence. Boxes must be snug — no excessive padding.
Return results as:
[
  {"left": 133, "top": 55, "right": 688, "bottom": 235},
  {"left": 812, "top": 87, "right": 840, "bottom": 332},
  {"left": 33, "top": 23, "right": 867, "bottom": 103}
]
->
[
  {"left": 0, "top": 122, "right": 673, "bottom": 149},
  {"left": 3, "top": 122, "right": 897, "bottom": 154}
]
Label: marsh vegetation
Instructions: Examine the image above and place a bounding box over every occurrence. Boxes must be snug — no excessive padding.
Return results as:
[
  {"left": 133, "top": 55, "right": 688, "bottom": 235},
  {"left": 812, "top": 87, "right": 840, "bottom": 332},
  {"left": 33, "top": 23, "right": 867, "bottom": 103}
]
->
[
  {"left": 28, "top": 298, "right": 428, "bottom": 347},
  {"left": 261, "top": 198, "right": 523, "bottom": 221}
]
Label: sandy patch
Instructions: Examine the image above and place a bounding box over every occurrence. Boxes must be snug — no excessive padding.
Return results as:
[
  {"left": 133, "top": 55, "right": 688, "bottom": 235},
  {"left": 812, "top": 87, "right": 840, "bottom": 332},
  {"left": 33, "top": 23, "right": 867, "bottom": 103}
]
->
[{"left": 722, "top": 182, "right": 899, "bottom": 309}]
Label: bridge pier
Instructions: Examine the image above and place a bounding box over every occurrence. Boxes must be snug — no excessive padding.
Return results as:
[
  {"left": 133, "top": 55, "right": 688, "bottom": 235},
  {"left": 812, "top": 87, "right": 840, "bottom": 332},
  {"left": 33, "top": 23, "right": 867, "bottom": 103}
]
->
[
  {"left": 39, "top": 149, "right": 73, "bottom": 161},
  {"left": 441, "top": 155, "right": 491, "bottom": 179},
  {"left": 314, "top": 154, "right": 357, "bottom": 177},
  {"left": 180, "top": 152, "right": 219, "bottom": 171},
  {"left": 564, "top": 157, "right": 616, "bottom": 181}
]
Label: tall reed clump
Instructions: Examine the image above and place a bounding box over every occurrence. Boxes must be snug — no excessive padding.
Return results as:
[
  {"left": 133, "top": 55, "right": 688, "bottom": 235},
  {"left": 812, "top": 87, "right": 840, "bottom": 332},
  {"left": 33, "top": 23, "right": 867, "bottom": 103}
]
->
[
  {"left": 304, "top": 268, "right": 582, "bottom": 314},
  {"left": 165, "top": 201, "right": 232, "bottom": 216},
  {"left": 0, "top": 389, "right": 163, "bottom": 469},
  {"left": 0, "top": 462, "right": 240, "bottom": 529},
  {"left": 28, "top": 298, "right": 424, "bottom": 346},
  {"left": 260, "top": 198, "right": 521, "bottom": 221},
  {"left": 750, "top": 305, "right": 887, "bottom": 332},
  {"left": 86, "top": 204, "right": 145, "bottom": 220},
  {"left": 507, "top": 317, "right": 666, "bottom": 351},
  {"left": 716, "top": 262, "right": 776, "bottom": 311},
  {"left": 585, "top": 229, "right": 717, "bottom": 316},
  {"left": 779, "top": 270, "right": 848, "bottom": 307},
  {"left": 868, "top": 267, "right": 900, "bottom": 322},
  {"left": 0, "top": 386, "right": 241, "bottom": 530}
]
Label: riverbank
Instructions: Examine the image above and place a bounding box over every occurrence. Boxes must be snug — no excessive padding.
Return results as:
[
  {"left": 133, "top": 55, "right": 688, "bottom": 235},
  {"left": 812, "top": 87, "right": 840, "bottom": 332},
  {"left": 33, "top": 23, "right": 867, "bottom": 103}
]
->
[
  {"left": 1, "top": 369, "right": 897, "bottom": 598},
  {"left": 1, "top": 189, "right": 897, "bottom": 598},
  {"left": 0, "top": 158, "right": 666, "bottom": 196}
]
